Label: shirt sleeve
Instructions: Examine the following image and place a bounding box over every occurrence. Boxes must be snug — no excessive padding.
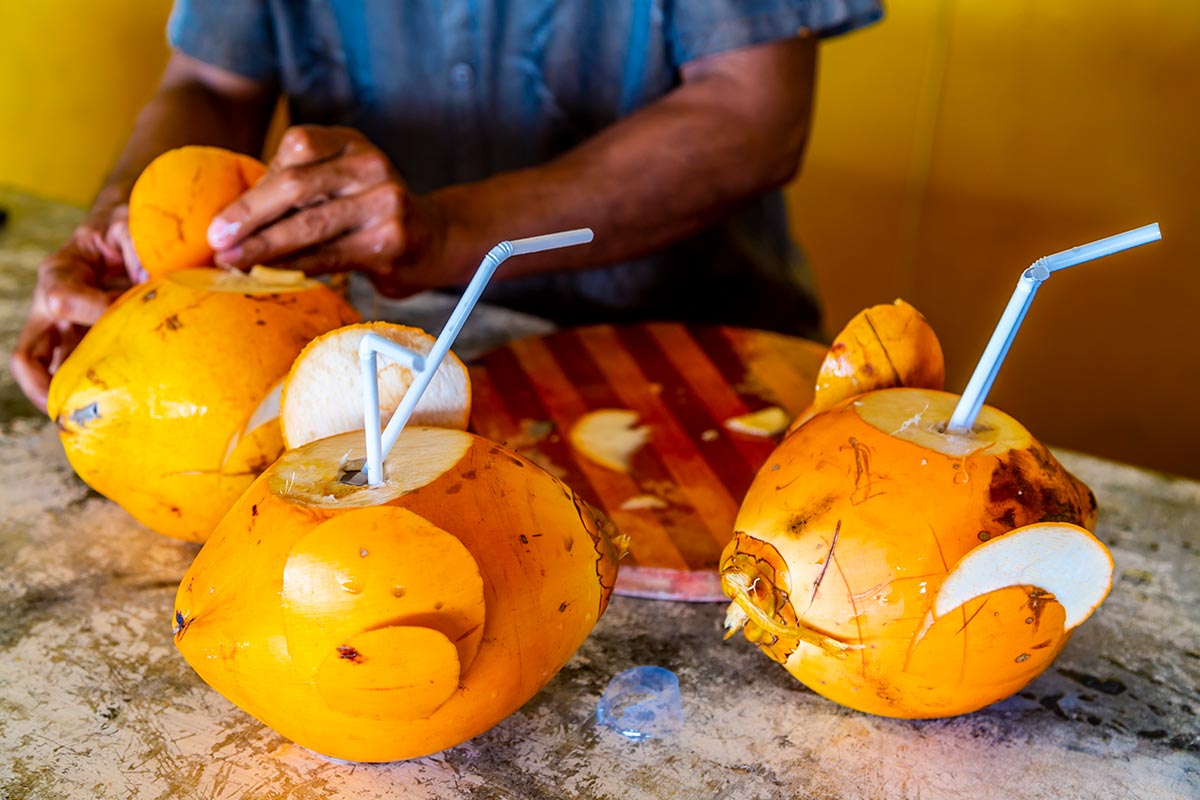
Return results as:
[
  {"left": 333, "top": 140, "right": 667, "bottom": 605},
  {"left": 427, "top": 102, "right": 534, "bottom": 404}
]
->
[
  {"left": 167, "top": 0, "right": 279, "bottom": 82},
  {"left": 666, "top": 0, "right": 884, "bottom": 67}
]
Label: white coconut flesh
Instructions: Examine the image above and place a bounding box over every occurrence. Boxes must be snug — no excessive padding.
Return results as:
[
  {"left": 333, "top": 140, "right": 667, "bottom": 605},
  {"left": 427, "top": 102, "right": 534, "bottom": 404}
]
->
[
  {"left": 245, "top": 380, "right": 283, "bottom": 434},
  {"left": 854, "top": 388, "right": 1032, "bottom": 457},
  {"left": 270, "top": 427, "right": 473, "bottom": 509},
  {"left": 168, "top": 265, "right": 322, "bottom": 294},
  {"left": 933, "top": 522, "right": 1113, "bottom": 631},
  {"left": 568, "top": 409, "right": 651, "bottom": 473},
  {"left": 724, "top": 406, "right": 790, "bottom": 437},
  {"left": 280, "top": 323, "right": 471, "bottom": 450}
]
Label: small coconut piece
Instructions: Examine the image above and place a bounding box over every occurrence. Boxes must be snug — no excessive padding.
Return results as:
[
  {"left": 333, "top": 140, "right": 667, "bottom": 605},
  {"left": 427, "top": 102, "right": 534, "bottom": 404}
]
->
[
  {"left": 247, "top": 265, "right": 308, "bottom": 286},
  {"left": 280, "top": 322, "right": 471, "bottom": 449},
  {"left": 724, "top": 406, "right": 790, "bottom": 437},
  {"left": 568, "top": 409, "right": 651, "bottom": 473},
  {"left": 620, "top": 494, "right": 669, "bottom": 511}
]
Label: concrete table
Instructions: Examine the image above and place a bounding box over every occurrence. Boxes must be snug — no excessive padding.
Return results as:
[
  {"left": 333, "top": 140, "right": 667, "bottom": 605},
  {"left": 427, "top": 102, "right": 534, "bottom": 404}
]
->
[{"left": 1, "top": 188, "right": 1196, "bottom": 799}]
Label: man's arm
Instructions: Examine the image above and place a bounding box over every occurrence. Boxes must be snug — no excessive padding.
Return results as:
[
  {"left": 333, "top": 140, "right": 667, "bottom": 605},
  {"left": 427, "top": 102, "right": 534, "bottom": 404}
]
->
[
  {"left": 210, "top": 35, "right": 817, "bottom": 294},
  {"left": 10, "top": 53, "right": 276, "bottom": 412},
  {"left": 434, "top": 34, "right": 818, "bottom": 282},
  {"left": 94, "top": 52, "right": 278, "bottom": 223}
]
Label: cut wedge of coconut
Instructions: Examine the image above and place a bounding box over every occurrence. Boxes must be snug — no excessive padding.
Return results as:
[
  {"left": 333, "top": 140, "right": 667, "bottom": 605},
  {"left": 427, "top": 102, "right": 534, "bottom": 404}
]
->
[
  {"left": 280, "top": 322, "right": 472, "bottom": 449},
  {"left": 568, "top": 409, "right": 650, "bottom": 473},
  {"left": 221, "top": 380, "right": 283, "bottom": 470},
  {"left": 933, "top": 522, "right": 1114, "bottom": 630},
  {"left": 790, "top": 299, "right": 944, "bottom": 434}
]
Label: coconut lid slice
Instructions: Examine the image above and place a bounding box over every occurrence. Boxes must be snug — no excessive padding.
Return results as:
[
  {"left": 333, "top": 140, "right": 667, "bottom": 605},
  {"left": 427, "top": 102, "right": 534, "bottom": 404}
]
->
[
  {"left": 280, "top": 322, "right": 472, "bottom": 449},
  {"left": 790, "top": 299, "right": 945, "bottom": 434},
  {"left": 933, "top": 522, "right": 1114, "bottom": 631}
]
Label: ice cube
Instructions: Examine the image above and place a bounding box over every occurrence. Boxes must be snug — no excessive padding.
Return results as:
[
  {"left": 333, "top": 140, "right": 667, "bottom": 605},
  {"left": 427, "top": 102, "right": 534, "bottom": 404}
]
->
[{"left": 596, "top": 665, "right": 684, "bottom": 740}]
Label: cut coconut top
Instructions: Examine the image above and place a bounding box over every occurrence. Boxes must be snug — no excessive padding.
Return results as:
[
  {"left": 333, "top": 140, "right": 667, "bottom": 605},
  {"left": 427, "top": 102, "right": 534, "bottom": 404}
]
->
[
  {"left": 270, "top": 427, "right": 473, "bottom": 509},
  {"left": 280, "top": 322, "right": 471, "bottom": 450},
  {"left": 168, "top": 266, "right": 323, "bottom": 295},
  {"left": 128, "top": 145, "right": 267, "bottom": 277},
  {"left": 220, "top": 379, "right": 284, "bottom": 468},
  {"left": 934, "top": 522, "right": 1114, "bottom": 630},
  {"left": 812, "top": 299, "right": 944, "bottom": 409},
  {"left": 854, "top": 387, "right": 1032, "bottom": 458}
]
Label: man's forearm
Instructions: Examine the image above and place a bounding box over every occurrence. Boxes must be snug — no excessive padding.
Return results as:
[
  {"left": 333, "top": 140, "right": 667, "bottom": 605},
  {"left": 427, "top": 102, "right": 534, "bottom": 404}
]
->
[
  {"left": 93, "top": 53, "right": 276, "bottom": 215},
  {"left": 429, "top": 36, "right": 816, "bottom": 282}
]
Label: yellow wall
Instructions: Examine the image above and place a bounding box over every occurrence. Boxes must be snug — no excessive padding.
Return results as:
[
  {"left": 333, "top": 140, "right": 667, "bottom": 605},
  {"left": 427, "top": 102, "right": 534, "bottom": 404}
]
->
[
  {"left": 0, "top": 0, "right": 173, "bottom": 204},
  {"left": 3, "top": 1, "right": 1199, "bottom": 478},
  {"left": 792, "top": 0, "right": 1200, "bottom": 479}
]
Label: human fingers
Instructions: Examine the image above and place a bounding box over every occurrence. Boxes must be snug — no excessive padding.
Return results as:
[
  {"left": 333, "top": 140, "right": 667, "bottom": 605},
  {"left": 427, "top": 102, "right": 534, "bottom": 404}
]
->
[
  {"left": 39, "top": 258, "right": 111, "bottom": 325},
  {"left": 9, "top": 312, "right": 59, "bottom": 413},
  {"left": 104, "top": 205, "right": 146, "bottom": 283},
  {"left": 271, "top": 125, "right": 368, "bottom": 168},
  {"left": 48, "top": 321, "right": 87, "bottom": 374},
  {"left": 218, "top": 181, "right": 405, "bottom": 270},
  {"left": 208, "top": 128, "right": 390, "bottom": 252},
  {"left": 266, "top": 217, "right": 410, "bottom": 286}
]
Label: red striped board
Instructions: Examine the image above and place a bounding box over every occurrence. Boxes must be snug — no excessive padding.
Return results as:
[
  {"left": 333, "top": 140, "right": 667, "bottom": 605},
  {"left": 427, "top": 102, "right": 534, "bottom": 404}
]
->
[{"left": 469, "top": 323, "right": 826, "bottom": 602}]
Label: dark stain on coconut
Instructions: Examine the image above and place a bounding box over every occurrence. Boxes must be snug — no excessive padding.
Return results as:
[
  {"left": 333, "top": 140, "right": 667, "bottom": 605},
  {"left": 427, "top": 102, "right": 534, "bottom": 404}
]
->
[{"left": 156, "top": 314, "right": 183, "bottom": 332}]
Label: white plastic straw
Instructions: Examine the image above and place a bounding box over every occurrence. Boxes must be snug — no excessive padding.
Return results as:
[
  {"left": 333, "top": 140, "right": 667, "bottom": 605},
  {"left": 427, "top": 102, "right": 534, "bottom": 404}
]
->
[
  {"left": 946, "top": 223, "right": 1161, "bottom": 433},
  {"left": 359, "top": 228, "right": 594, "bottom": 485}
]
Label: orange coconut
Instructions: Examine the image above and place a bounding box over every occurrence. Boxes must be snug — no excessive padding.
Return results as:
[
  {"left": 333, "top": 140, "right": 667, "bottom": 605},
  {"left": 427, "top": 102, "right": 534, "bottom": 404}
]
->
[
  {"left": 128, "top": 145, "right": 267, "bottom": 276},
  {"left": 173, "top": 426, "right": 622, "bottom": 762},
  {"left": 47, "top": 267, "right": 359, "bottom": 541},
  {"left": 721, "top": 386, "right": 1112, "bottom": 718}
]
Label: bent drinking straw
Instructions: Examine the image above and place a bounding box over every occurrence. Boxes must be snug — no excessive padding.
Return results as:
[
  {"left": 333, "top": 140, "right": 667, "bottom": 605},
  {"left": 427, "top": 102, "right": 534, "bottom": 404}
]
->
[
  {"left": 946, "top": 223, "right": 1161, "bottom": 433},
  {"left": 359, "top": 228, "right": 595, "bottom": 486}
]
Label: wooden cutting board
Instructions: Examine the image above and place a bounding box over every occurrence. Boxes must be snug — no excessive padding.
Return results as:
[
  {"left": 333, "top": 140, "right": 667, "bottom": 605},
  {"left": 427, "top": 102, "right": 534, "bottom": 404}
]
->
[{"left": 469, "top": 323, "right": 826, "bottom": 602}]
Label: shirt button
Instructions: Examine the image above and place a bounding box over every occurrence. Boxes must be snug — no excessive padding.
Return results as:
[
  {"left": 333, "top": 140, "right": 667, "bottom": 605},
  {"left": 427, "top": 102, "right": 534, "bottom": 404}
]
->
[{"left": 450, "top": 62, "right": 476, "bottom": 88}]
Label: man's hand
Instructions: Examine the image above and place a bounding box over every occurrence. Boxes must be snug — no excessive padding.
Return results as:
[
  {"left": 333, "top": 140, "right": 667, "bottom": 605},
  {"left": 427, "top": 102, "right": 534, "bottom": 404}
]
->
[
  {"left": 208, "top": 126, "right": 448, "bottom": 297},
  {"left": 10, "top": 206, "right": 139, "bottom": 413}
]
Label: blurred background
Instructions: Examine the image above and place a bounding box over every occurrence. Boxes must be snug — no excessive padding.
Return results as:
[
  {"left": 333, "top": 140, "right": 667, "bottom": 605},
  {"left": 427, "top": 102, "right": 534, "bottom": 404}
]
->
[{"left": 1, "top": 1, "right": 1196, "bottom": 478}]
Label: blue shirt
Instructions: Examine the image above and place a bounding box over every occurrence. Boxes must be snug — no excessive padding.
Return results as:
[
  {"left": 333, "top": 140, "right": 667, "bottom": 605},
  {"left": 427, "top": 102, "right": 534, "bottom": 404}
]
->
[{"left": 169, "top": 0, "right": 882, "bottom": 336}]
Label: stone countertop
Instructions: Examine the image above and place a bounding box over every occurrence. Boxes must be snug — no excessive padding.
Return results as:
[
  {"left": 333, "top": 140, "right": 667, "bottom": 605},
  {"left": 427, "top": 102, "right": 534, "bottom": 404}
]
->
[{"left": 1, "top": 188, "right": 1197, "bottom": 799}]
